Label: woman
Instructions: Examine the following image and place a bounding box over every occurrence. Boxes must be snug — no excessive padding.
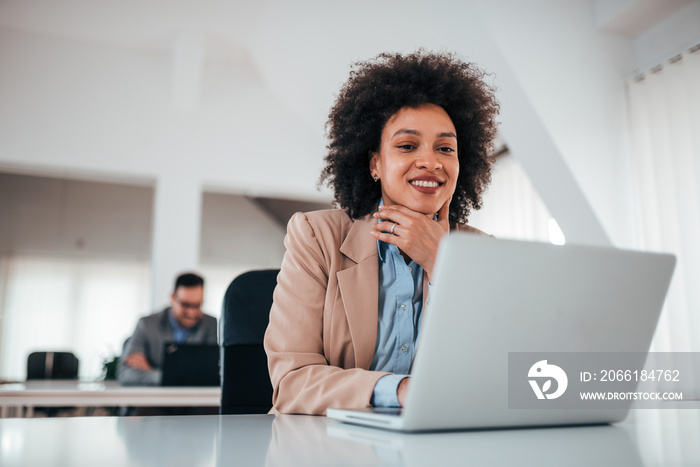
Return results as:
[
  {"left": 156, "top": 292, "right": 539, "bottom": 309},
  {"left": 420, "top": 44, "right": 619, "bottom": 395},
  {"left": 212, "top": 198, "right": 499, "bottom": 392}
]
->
[{"left": 264, "top": 51, "right": 499, "bottom": 415}]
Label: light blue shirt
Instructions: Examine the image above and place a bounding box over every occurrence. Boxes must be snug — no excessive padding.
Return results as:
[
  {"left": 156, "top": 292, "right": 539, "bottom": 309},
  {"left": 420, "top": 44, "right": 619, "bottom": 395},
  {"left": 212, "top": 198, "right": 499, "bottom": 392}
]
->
[
  {"left": 168, "top": 310, "right": 191, "bottom": 344},
  {"left": 370, "top": 203, "right": 426, "bottom": 407}
]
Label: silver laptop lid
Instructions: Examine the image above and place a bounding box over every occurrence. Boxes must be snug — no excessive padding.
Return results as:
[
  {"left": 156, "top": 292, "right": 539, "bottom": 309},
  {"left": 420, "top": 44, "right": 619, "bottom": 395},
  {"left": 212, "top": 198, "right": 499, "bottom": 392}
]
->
[{"left": 398, "top": 234, "right": 675, "bottom": 431}]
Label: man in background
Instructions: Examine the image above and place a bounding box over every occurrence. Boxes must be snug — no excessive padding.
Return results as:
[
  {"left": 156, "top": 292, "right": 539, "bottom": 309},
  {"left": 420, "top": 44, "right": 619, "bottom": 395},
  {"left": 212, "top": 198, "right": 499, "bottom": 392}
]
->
[{"left": 118, "top": 272, "right": 217, "bottom": 386}]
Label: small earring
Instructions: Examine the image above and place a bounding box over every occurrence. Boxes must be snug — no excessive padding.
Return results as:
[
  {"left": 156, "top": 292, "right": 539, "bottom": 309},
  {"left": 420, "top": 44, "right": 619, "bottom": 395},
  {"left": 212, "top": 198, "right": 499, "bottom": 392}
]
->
[{"left": 373, "top": 174, "right": 379, "bottom": 182}]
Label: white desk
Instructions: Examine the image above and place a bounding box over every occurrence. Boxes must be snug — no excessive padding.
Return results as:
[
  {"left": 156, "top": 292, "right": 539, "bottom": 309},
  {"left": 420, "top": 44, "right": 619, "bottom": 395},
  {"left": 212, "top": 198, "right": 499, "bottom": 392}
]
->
[
  {"left": 0, "top": 409, "right": 699, "bottom": 466},
  {"left": 0, "top": 381, "right": 221, "bottom": 418}
]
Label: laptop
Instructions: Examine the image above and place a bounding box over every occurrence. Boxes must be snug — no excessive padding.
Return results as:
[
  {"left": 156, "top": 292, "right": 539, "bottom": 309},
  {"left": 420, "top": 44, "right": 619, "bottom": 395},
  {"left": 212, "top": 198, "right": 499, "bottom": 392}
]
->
[
  {"left": 160, "top": 343, "right": 220, "bottom": 386},
  {"left": 327, "top": 234, "right": 676, "bottom": 431}
]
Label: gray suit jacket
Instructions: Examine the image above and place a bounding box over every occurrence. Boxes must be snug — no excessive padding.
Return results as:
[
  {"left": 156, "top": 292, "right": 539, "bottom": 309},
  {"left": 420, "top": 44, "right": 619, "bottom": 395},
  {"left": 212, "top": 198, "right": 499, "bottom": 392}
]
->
[{"left": 118, "top": 307, "right": 218, "bottom": 386}]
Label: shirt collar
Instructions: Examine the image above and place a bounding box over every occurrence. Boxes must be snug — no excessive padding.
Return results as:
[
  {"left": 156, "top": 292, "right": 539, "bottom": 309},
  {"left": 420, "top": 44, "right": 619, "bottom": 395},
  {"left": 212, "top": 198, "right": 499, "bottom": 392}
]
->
[
  {"left": 168, "top": 308, "right": 194, "bottom": 334},
  {"left": 376, "top": 198, "right": 389, "bottom": 262}
]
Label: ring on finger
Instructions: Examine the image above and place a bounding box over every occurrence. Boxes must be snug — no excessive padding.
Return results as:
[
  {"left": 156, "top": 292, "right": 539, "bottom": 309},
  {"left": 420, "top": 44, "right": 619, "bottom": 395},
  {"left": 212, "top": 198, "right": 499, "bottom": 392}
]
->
[{"left": 390, "top": 223, "right": 397, "bottom": 234}]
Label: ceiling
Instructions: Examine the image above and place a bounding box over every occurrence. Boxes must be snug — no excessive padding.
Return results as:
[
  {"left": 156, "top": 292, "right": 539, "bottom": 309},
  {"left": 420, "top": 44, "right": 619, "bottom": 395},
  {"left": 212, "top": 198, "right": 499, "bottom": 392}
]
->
[
  {"left": 251, "top": 196, "right": 334, "bottom": 228},
  {"left": 595, "top": 0, "right": 695, "bottom": 36},
  {"left": 0, "top": 1, "right": 266, "bottom": 53},
  {"left": 2, "top": 1, "right": 693, "bottom": 46}
]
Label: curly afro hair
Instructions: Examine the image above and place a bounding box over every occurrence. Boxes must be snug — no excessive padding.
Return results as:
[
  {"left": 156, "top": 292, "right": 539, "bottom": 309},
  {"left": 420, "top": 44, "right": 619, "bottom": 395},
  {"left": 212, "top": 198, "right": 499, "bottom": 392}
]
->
[{"left": 319, "top": 50, "right": 500, "bottom": 224}]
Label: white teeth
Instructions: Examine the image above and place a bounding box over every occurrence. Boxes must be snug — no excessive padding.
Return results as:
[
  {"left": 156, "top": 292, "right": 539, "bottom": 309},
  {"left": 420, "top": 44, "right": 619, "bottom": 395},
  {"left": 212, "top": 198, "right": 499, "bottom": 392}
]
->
[{"left": 410, "top": 180, "right": 440, "bottom": 188}]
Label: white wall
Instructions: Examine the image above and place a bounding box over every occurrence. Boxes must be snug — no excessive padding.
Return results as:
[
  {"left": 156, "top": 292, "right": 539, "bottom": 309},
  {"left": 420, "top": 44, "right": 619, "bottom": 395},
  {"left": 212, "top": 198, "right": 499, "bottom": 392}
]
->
[
  {"left": 0, "top": 29, "right": 325, "bottom": 195},
  {"left": 0, "top": 173, "right": 153, "bottom": 258},
  {"left": 199, "top": 192, "right": 285, "bottom": 268},
  {"left": 198, "top": 192, "right": 287, "bottom": 318}
]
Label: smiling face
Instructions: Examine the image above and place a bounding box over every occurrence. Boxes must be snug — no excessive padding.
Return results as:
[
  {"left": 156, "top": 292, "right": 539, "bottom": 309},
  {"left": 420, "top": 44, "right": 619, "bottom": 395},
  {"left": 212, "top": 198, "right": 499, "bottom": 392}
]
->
[
  {"left": 370, "top": 103, "right": 459, "bottom": 216},
  {"left": 170, "top": 285, "right": 204, "bottom": 329}
]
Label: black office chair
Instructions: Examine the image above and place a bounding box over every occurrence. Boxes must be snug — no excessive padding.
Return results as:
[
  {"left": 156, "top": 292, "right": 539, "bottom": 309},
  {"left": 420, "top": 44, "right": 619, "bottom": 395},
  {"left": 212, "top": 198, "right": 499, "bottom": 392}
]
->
[
  {"left": 27, "top": 351, "right": 79, "bottom": 380},
  {"left": 220, "top": 269, "right": 279, "bottom": 414},
  {"left": 26, "top": 351, "right": 80, "bottom": 416}
]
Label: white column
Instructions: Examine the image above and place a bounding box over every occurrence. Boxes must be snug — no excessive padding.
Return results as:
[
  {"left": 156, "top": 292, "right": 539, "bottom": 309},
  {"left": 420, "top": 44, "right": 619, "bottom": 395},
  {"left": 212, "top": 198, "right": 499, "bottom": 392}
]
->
[{"left": 150, "top": 173, "right": 202, "bottom": 309}]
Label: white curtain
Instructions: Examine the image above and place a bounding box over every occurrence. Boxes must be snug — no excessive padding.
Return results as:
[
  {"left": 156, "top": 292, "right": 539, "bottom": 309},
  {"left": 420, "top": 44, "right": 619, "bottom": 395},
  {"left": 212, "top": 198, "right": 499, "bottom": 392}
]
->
[
  {"left": 626, "top": 46, "right": 700, "bottom": 355},
  {"left": 0, "top": 255, "right": 151, "bottom": 381},
  {"left": 627, "top": 47, "right": 700, "bottom": 461},
  {"left": 469, "top": 156, "right": 564, "bottom": 245}
]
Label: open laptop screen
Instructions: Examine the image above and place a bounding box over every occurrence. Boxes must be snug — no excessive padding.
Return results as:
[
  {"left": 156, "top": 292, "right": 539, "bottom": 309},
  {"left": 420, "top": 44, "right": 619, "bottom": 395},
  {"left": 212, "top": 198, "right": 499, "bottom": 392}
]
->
[{"left": 160, "top": 343, "right": 220, "bottom": 387}]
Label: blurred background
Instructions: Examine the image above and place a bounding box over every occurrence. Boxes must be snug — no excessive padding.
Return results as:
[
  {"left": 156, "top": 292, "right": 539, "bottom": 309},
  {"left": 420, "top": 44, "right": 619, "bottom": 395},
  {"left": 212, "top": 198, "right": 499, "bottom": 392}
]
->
[{"left": 0, "top": 0, "right": 698, "bottom": 380}]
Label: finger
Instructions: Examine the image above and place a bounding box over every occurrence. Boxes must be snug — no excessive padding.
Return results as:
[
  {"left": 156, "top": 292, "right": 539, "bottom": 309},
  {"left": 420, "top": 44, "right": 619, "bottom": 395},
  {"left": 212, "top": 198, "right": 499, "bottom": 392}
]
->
[
  {"left": 370, "top": 229, "right": 402, "bottom": 246},
  {"left": 377, "top": 204, "right": 422, "bottom": 218},
  {"left": 379, "top": 204, "right": 443, "bottom": 225},
  {"left": 372, "top": 221, "right": 400, "bottom": 235},
  {"left": 397, "top": 377, "right": 410, "bottom": 407},
  {"left": 374, "top": 206, "right": 417, "bottom": 225}
]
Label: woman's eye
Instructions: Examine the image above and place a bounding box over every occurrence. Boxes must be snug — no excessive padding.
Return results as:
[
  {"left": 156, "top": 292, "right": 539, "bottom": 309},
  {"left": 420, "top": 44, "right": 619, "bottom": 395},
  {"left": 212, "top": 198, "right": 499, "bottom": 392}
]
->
[
  {"left": 438, "top": 147, "right": 456, "bottom": 153},
  {"left": 397, "top": 144, "right": 416, "bottom": 150}
]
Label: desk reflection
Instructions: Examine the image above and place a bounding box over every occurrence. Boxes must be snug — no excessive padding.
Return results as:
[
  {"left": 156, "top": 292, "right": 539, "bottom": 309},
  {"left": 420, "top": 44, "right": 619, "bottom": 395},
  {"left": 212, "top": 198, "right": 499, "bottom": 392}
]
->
[
  {"left": 215, "top": 415, "right": 275, "bottom": 466},
  {"left": 2, "top": 411, "right": 700, "bottom": 466},
  {"left": 117, "top": 416, "right": 217, "bottom": 467},
  {"left": 326, "top": 422, "right": 643, "bottom": 467},
  {"left": 265, "top": 415, "right": 383, "bottom": 467},
  {"left": 262, "top": 414, "right": 643, "bottom": 467}
]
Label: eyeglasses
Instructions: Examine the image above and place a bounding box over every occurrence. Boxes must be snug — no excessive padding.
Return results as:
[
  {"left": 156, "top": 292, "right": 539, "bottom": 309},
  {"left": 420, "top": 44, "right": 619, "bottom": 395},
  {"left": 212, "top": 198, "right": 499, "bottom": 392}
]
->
[{"left": 175, "top": 299, "right": 203, "bottom": 310}]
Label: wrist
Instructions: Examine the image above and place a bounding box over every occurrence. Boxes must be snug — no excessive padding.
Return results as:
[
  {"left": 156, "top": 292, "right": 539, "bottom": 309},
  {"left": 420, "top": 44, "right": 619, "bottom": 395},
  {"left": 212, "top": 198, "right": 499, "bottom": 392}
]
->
[{"left": 397, "top": 377, "right": 410, "bottom": 406}]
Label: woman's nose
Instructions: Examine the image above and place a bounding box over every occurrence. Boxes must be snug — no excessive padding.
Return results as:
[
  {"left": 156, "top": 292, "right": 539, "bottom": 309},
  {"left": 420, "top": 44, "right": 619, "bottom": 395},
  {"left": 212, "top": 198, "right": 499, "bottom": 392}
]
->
[{"left": 415, "top": 148, "right": 442, "bottom": 170}]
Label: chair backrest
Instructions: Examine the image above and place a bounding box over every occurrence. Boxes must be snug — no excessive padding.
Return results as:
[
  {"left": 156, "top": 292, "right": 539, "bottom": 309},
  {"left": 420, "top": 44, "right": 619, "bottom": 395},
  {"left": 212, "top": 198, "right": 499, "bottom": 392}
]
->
[
  {"left": 220, "top": 269, "right": 279, "bottom": 414},
  {"left": 27, "top": 351, "right": 79, "bottom": 380}
]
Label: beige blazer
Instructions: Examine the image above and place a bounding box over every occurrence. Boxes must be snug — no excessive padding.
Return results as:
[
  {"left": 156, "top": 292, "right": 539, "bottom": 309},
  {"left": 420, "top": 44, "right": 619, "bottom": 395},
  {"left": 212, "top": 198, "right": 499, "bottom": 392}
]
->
[{"left": 264, "top": 208, "right": 486, "bottom": 415}]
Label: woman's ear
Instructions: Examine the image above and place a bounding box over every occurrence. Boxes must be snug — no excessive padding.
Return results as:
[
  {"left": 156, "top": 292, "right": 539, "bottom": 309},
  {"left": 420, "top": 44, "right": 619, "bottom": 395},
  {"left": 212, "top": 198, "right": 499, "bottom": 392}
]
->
[{"left": 369, "top": 151, "right": 379, "bottom": 179}]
